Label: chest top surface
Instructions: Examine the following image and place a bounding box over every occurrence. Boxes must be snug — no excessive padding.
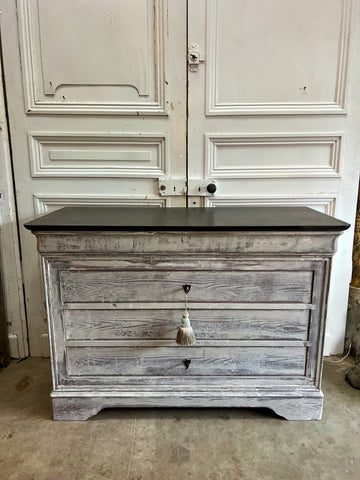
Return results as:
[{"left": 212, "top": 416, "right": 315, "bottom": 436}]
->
[{"left": 24, "top": 206, "right": 349, "bottom": 232}]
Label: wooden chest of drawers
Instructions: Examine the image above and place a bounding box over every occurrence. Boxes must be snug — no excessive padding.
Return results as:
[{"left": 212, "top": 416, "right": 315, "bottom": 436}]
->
[{"left": 25, "top": 206, "right": 349, "bottom": 420}]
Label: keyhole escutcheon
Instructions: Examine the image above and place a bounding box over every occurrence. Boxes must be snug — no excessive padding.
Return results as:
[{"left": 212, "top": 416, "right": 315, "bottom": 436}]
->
[{"left": 183, "top": 359, "right": 191, "bottom": 369}]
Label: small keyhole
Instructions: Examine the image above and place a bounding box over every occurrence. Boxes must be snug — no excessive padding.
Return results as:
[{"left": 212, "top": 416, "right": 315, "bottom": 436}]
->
[{"left": 183, "top": 359, "right": 191, "bottom": 369}]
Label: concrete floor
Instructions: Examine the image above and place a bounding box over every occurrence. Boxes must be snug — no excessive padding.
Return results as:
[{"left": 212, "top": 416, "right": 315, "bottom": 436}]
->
[{"left": 0, "top": 358, "right": 359, "bottom": 480}]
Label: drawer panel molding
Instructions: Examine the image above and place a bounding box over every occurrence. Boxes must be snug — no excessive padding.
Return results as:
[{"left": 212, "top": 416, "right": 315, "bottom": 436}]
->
[
  {"left": 60, "top": 270, "right": 313, "bottom": 304},
  {"left": 66, "top": 346, "right": 306, "bottom": 377},
  {"left": 64, "top": 308, "right": 310, "bottom": 341}
]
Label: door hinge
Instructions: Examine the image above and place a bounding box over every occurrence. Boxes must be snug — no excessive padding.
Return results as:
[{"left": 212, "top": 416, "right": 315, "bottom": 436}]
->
[{"left": 188, "top": 43, "right": 205, "bottom": 72}]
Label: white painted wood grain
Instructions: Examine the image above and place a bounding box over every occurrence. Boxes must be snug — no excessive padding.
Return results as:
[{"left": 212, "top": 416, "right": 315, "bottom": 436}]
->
[
  {"left": 66, "top": 345, "right": 306, "bottom": 377},
  {"left": 60, "top": 269, "right": 313, "bottom": 304},
  {"left": 36, "top": 231, "right": 339, "bottom": 255},
  {"left": 64, "top": 308, "right": 309, "bottom": 341},
  {"left": 51, "top": 392, "right": 323, "bottom": 421}
]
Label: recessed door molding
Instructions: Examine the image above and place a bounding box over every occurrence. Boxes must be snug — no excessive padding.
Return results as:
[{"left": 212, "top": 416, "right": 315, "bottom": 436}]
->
[
  {"left": 206, "top": 133, "right": 343, "bottom": 178},
  {"left": 206, "top": 0, "right": 352, "bottom": 115},
  {"left": 28, "top": 132, "right": 168, "bottom": 178},
  {"left": 18, "top": 0, "right": 167, "bottom": 115}
]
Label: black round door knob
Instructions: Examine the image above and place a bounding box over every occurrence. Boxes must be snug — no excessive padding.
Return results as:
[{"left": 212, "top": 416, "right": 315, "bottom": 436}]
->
[{"left": 207, "top": 183, "right": 217, "bottom": 194}]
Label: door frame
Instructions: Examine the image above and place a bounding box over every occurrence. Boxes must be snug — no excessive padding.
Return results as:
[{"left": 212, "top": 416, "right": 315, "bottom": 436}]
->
[{"left": 0, "top": 50, "right": 28, "bottom": 358}]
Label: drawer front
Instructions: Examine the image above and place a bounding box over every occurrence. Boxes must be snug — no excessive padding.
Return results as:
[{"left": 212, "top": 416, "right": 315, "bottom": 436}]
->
[
  {"left": 64, "top": 308, "right": 310, "bottom": 341},
  {"left": 60, "top": 269, "right": 313, "bottom": 304},
  {"left": 66, "top": 346, "right": 306, "bottom": 377}
]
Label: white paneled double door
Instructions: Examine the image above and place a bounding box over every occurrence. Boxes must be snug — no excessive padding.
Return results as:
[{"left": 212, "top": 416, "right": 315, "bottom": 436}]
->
[{"left": 1, "top": 0, "right": 359, "bottom": 356}]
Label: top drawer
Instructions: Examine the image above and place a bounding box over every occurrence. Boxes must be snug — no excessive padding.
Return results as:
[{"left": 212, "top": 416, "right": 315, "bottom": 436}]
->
[{"left": 60, "top": 269, "right": 313, "bottom": 304}]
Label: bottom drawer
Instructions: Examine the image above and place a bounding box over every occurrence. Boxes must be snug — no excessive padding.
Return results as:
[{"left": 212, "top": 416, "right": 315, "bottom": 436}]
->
[{"left": 66, "top": 346, "right": 306, "bottom": 377}]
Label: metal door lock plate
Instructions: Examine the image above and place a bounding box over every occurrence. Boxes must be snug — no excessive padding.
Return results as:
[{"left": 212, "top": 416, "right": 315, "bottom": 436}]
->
[
  {"left": 188, "top": 43, "right": 204, "bottom": 72},
  {"left": 158, "top": 179, "right": 216, "bottom": 197},
  {"left": 187, "top": 179, "right": 217, "bottom": 196},
  {"left": 158, "top": 179, "right": 187, "bottom": 196}
]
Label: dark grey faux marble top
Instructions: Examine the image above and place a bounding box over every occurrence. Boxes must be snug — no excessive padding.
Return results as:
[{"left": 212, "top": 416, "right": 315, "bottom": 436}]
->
[{"left": 24, "top": 206, "right": 350, "bottom": 232}]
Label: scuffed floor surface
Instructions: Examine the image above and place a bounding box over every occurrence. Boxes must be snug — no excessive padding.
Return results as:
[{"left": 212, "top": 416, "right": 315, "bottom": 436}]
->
[{"left": 0, "top": 358, "right": 359, "bottom": 480}]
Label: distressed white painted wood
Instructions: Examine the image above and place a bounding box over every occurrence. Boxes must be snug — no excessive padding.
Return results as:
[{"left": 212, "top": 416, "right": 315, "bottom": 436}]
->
[
  {"left": 51, "top": 393, "right": 324, "bottom": 421},
  {"left": 205, "top": 0, "right": 351, "bottom": 115},
  {"left": 66, "top": 346, "right": 306, "bottom": 377},
  {"left": 204, "top": 195, "right": 337, "bottom": 216},
  {"left": 60, "top": 269, "right": 313, "bottom": 304},
  {"left": 206, "top": 134, "right": 342, "bottom": 178},
  {"left": 33, "top": 196, "right": 167, "bottom": 216},
  {"left": 63, "top": 303, "right": 313, "bottom": 311},
  {"left": 18, "top": 0, "right": 167, "bottom": 114},
  {"left": 35, "top": 231, "right": 339, "bottom": 255},
  {"left": 0, "top": 58, "right": 27, "bottom": 358},
  {"left": 28, "top": 133, "right": 169, "bottom": 178},
  {"left": 64, "top": 308, "right": 310, "bottom": 341},
  {"left": 30, "top": 227, "right": 342, "bottom": 420}
]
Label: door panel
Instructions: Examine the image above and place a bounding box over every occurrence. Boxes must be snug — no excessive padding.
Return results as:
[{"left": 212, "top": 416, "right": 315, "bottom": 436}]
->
[
  {"left": 206, "top": 0, "right": 350, "bottom": 114},
  {"left": 205, "top": 133, "right": 342, "bottom": 179},
  {"left": 19, "top": 0, "right": 166, "bottom": 114},
  {"left": 0, "top": 0, "right": 187, "bottom": 355},
  {"left": 28, "top": 133, "right": 168, "bottom": 178},
  {"left": 187, "top": 0, "right": 360, "bottom": 354}
]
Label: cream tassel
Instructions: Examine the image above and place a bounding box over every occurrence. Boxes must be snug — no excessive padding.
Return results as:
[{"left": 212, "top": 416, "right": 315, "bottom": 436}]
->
[
  {"left": 176, "top": 310, "right": 196, "bottom": 346},
  {"left": 176, "top": 285, "right": 196, "bottom": 346}
]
